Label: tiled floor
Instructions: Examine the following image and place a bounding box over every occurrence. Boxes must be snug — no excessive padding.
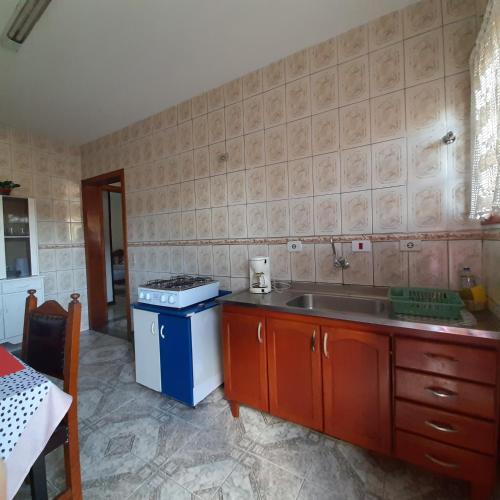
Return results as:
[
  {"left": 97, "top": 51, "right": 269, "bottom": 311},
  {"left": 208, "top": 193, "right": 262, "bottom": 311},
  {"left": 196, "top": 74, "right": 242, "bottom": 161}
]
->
[{"left": 14, "top": 331, "right": 500, "bottom": 499}]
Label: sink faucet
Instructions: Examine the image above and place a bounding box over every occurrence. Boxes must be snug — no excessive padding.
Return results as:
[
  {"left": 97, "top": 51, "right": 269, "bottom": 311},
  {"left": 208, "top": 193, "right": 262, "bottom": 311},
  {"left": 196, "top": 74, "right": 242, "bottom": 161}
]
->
[{"left": 331, "top": 237, "right": 350, "bottom": 269}]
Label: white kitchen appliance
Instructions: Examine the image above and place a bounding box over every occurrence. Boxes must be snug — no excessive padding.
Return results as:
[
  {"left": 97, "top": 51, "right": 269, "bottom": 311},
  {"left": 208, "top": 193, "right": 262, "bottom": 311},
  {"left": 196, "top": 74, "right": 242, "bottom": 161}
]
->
[
  {"left": 138, "top": 275, "right": 220, "bottom": 308},
  {"left": 249, "top": 256, "right": 271, "bottom": 294}
]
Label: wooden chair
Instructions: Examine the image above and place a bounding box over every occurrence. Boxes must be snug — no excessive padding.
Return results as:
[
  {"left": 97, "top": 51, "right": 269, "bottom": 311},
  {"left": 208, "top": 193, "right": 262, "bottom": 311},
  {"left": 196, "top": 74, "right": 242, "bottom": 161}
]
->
[{"left": 22, "top": 289, "right": 82, "bottom": 500}]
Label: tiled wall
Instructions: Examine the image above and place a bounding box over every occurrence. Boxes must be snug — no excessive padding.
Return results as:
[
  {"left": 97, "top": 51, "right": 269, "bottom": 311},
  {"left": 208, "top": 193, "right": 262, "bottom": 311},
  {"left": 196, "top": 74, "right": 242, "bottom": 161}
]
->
[
  {"left": 483, "top": 238, "right": 500, "bottom": 312},
  {"left": 81, "top": 0, "right": 488, "bottom": 299},
  {"left": 0, "top": 126, "right": 89, "bottom": 330}
]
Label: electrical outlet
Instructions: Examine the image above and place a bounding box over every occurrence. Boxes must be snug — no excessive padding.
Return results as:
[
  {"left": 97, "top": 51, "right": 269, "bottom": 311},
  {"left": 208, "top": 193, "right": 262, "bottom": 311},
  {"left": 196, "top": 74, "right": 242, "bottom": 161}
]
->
[
  {"left": 287, "top": 241, "right": 303, "bottom": 252},
  {"left": 399, "top": 239, "right": 422, "bottom": 252},
  {"left": 351, "top": 240, "right": 372, "bottom": 252}
]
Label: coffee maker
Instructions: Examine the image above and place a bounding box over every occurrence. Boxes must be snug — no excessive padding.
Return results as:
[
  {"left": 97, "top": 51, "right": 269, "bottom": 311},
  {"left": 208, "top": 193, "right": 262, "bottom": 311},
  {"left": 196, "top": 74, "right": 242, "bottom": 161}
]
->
[{"left": 249, "top": 256, "right": 272, "bottom": 294}]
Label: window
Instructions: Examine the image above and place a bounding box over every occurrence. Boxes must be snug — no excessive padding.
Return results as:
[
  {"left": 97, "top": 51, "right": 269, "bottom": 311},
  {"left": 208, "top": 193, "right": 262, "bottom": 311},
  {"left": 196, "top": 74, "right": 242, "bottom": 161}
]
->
[{"left": 470, "top": 0, "right": 500, "bottom": 220}]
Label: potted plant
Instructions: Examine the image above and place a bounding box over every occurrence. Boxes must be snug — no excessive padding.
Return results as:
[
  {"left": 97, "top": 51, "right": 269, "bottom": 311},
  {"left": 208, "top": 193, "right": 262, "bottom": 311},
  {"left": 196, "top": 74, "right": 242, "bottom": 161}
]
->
[{"left": 0, "top": 181, "right": 20, "bottom": 196}]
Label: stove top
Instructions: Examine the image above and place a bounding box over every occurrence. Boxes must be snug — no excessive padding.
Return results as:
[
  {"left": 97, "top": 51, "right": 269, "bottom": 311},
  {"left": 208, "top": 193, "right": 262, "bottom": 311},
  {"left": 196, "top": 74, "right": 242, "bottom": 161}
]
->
[{"left": 141, "top": 275, "right": 217, "bottom": 292}]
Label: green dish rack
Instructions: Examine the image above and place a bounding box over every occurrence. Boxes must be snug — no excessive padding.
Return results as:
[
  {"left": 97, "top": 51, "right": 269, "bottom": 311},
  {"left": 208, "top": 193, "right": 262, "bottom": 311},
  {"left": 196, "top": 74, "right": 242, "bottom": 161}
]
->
[{"left": 388, "top": 287, "right": 464, "bottom": 320}]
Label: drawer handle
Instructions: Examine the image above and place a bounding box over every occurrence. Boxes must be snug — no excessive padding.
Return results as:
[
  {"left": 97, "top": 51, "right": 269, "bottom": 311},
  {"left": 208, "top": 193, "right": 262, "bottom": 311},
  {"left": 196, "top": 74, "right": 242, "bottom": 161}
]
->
[
  {"left": 425, "top": 420, "right": 458, "bottom": 433},
  {"left": 257, "top": 322, "right": 263, "bottom": 344},
  {"left": 425, "top": 387, "right": 457, "bottom": 399},
  {"left": 424, "top": 352, "right": 458, "bottom": 363},
  {"left": 425, "top": 453, "right": 459, "bottom": 469},
  {"left": 311, "top": 330, "right": 316, "bottom": 352},
  {"left": 323, "top": 332, "right": 329, "bottom": 358},
  {"left": 160, "top": 325, "right": 165, "bottom": 339}
]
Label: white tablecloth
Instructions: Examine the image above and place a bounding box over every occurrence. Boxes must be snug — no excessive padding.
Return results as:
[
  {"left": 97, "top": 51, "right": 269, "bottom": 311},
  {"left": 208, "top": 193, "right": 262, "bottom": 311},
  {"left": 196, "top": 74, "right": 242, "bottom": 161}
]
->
[{"left": 0, "top": 362, "right": 72, "bottom": 500}]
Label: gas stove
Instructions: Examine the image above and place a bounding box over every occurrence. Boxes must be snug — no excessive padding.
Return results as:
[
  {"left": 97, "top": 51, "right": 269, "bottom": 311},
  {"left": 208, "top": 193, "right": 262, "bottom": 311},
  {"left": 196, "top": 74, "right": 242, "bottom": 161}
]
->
[{"left": 137, "top": 275, "right": 220, "bottom": 308}]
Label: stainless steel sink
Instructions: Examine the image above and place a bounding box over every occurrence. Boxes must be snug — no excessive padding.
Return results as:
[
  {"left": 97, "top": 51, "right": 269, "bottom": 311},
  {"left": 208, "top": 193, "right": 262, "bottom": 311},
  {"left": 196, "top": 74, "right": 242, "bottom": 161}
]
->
[{"left": 286, "top": 294, "right": 388, "bottom": 315}]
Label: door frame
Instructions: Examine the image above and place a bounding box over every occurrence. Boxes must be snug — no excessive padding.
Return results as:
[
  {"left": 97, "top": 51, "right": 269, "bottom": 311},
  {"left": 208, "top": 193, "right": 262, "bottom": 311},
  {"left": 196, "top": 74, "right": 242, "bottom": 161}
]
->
[{"left": 81, "top": 169, "right": 131, "bottom": 339}]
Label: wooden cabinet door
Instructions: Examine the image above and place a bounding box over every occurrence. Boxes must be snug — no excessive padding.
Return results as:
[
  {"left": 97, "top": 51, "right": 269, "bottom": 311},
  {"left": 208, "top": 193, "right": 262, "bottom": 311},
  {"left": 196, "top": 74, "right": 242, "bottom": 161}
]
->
[
  {"left": 267, "top": 317, "right": 323, "bottom": 430},
  {"left": 322, "top": 327, "right": 391, "bottom": 453},
  {"left": 222, "top": 311, "right": 268, "bottom": 411}
]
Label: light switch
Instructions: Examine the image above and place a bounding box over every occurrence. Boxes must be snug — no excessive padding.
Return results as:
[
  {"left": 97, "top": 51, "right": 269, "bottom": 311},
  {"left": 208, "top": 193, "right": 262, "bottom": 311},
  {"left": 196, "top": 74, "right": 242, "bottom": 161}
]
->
[
  {"left": 351, "top": 240, "right": 372, "bottom": 252},
  {"left": 399, "top": 239, "right": 422, "bottom": 252}
]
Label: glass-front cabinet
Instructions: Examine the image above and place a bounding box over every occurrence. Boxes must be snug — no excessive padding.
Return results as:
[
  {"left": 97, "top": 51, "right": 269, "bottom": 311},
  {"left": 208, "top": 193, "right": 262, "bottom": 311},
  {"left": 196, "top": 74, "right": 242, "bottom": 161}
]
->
[{"left": 0, "top": 196, "right": 38, "bottom": 279}]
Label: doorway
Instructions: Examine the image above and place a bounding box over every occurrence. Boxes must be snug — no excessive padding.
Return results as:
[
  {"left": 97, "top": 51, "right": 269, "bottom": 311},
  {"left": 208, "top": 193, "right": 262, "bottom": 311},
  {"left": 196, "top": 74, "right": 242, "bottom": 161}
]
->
[{"left": 81, "top": 169, "right": 131, "bottom": 340}]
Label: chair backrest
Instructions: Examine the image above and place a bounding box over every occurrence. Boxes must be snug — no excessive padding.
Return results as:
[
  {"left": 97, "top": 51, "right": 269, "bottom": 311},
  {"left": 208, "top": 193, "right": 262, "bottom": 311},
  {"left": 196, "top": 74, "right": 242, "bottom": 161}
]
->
[{"left": 22, "top": 290, "right": 82, "bottom": 399}]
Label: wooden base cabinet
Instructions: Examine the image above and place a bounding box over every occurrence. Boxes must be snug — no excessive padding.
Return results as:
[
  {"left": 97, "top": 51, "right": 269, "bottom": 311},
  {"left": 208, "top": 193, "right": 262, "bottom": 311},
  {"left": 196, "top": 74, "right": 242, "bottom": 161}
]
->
[
  {"left": 322, "top": 327, "right": 391, "bottom": 453},
  {"left": 222, "top": 304, "right": 500, "bottom": 500}
]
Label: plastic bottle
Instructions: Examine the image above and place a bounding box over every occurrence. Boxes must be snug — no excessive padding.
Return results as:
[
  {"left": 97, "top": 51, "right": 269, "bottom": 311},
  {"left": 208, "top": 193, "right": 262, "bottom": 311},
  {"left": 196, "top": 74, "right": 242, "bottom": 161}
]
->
[{"left": 459, "top": 267, "right": 476, "bottom": 301}]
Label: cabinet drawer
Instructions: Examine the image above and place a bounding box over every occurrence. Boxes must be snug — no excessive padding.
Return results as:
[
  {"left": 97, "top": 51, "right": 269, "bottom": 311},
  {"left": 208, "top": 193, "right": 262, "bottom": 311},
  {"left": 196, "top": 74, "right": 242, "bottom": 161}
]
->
[
  {"left": 395, "top": 338, "right": 497, "bottom": 385},
  {"left": 396, "top": 369, "right": 496, "bottom": 420},
  {"left": 395, "top": 400, "right": 496, "bottom": 455},
  {"left": 395, "top": 430, "right": 495, "bottom": 483}
]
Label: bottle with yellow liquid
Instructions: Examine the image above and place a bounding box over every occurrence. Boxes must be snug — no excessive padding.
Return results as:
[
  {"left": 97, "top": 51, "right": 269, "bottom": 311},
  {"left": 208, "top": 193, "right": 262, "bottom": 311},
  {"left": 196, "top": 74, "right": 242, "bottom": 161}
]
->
[{"left": 459, "top": 267, "right": 487, "bottom": 312}]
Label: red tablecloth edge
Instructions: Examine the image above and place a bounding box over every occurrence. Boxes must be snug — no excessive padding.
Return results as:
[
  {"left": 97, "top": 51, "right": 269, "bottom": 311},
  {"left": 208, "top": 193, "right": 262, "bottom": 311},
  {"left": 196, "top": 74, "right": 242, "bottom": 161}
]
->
[{"left": 0, "top": 346, "right": 24, "bottom": 377}]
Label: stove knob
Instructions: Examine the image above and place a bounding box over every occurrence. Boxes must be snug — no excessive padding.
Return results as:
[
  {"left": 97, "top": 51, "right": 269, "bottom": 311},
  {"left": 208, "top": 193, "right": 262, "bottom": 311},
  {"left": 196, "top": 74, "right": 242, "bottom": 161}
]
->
[
  {"left": 145, "top": 293, "right": 151, "bottom": 301},
  {"left": 168, "top": 295, "right": 176, "bottom": 304},
  {"left": 160, "top": 294, "right": 167, "bottom": 303},
  {"left": 139, "top": 291, "right": 145, "bottom": 299}
]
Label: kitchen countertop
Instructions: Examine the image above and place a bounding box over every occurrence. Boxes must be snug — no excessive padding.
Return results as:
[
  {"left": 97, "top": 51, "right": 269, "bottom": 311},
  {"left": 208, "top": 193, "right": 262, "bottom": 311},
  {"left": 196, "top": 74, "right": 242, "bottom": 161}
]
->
[{"left": 217, "top": 283, "right": 500, "bottom": 342}]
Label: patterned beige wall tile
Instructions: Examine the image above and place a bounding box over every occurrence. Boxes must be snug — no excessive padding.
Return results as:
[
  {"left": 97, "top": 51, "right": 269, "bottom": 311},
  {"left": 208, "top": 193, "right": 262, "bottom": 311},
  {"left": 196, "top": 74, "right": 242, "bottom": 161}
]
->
[
  {"left": 209, "top": 142, "right": 227, "bottom": 176},
  {"left": 243, "top": 95, "right": 264, "bottom": 133},
  {"left": 341, "top": 145, "right": 372, "bottom": 192},
  {"left": 162, "top": 127, "right": 178, "bottom": 157},
  {"left": 373, "top": 185, "right": 407, "bottom": 233},
  {"left": 178, "top": 100, "right": 192, "bottom": 123},
  {"left": 312, "top": 109, "right": 339, "bottom": 154},
  {"left": 242, "top": 69, "right": 262, "bottom": 98},
  {"left": 192, "top": 93, "right": 208, "bottom": 117},
  {"left": 208, "top": 109, "right": 226, "bottom": 144},
  {"left": 291, "top": 243, "right": 316, "bottom": 281},
  {"left": 409, "top": 240, "right": 449, "bottom": 288},
  {"left": 406, "top": 79, "right": 446, "bottom": 134},
  {"left": 180, "top": 181, "right": 195, "bottom": 210},
  {"left": 443, "top": 17, "right": 476, "bottom": 75},
  {"left": 446, "top": 175, "right": 478, "bottom": 229},
  {"left": 407, "top": 130, "right": 447, "bottom": 182},
  {"left": 373, "top": 241, "right": 409, "bottom": 286},
  {"left": 313, "top": 152, "right": 340, "bottom": 195},
  {"left": 169, "top": 213, "right": 182, "bottom": 240},
  {"left": 286, "top": 49, "right": 310, "bottom": 81},
  {"left": 287, "top": 117, "right": 312, "bottom": 160},
  {"left": 196, "top": 209, "right": 212, "bottom": 239},
  {"left": 314, "top": 194, "right": 341, "bottom": 235},
  {"left": 269, "top": 244, "right": 291, "bottom": 280},
  {"left": 442, "top": 0, "right": 476, "bottom": 23},
  {"left": 229, "top": 244, "right": 249, "bottom": 276},
  {"left": 225, "top": 103, "right": 243, "bottom": 139},
  {"left": 310, "top": 67, "right": 338, "bottom": 114},
  {"left": 370, "top": 90, "right": 406, "bottom": 142},
  {"left": 290, "top": 197, "right": 314, "bottom": 235},
  {"left": 447, "top": 128, "right": 470, "bottom": 176},
  {"left": 184, "top": 246, "right": 199, "bottom": 274},
  {"left": 264, "top": 125, "right": 287, "bottom": 164},
  {"left": 369, "top": 43, "right": 405, "bottom": 97},
  {"left": 263, "top": 87, "right": 286, "bottom": 129},
  {"left": 207, "top": 86, "right": 225, "bottom": 111},
  {"left": 341, "top": 243, "right": 374, "bottom": 285},
  {"left": 310, "top": 37, "right": 338, "bottom": 72},
  {"left": 341, "top": 190, "right": 373, "bottom": 234},
  {"left": 244, "top": 131, "right": 265, "bottom": 168},
  {"left": 405, "top": 28, "right": 444, "bottom": 86},
  {"left": 224, "top": 78, "right": 243, "bottom": 105},
  {"left": 338, "top": 24, "right": 369, "bottom": 63},
  {"left": 211, "top": 206, "right": 229, "bottom": 238},
  {"left": 181, "top": 211, "right": 196, "bottom": 240},
  {"left": 286, "top": 77, "right": 311, "bottom": 121},
  {"left": 228, "top": 204, "right": 247, "bottom": 238},
  {"left": 289, "top": 157, "right": 313, "bottom": 198},
  {"left": 195, "top": 177, "right": 211, "bottom": 209},
  {"left": 445, "top": 71, "right": 471, "bottom": 127},
  {"left": 408, "top": 180, "right": 446, "bottom": 231},
  {"left": 339, "top": 55, "right": 370, "bottom": 106},
  {"left": 210, "top": 174, "right": 228, "bottom": 207},
  {"left": 266, "top": 162, "right": 289, "bottom": 201},
  {"left": 194, "top": 147, "right": 210, "bottom": 178},
  {"left": 197, "top": 245, "right": 213, "bottom": 275},
  {"left": 263, "top": 59, "right": 285, "bottom": 91},
  {"left": 369, "top": 11, "right": 403, "bottom": 50},
  {"left": 448, "top": 239, "right": 482, "bottom": 289},
  {"left": 227, "top": 171, "right": 246, "bottom": 205},
  {"left": 403, "top": 0, "right": 443, "bottom": 38},
  {"left": 372, "top": 138, "right": 407, "bottom": 188},
  {"left": 180, "top": 151, "right": 194, "bottom": 181},
  {"left": 226, "top": 137, "right": 245, "bottom": 172},
  {"left": 248, "top": 244, "right": 269, "bottom": 259},
  {"left": 339, "top": 100, "right": 371, "bottom": 149},
  {"left": 247, "top": 203, "right": 268, "bottom": 237},
  {"left": 246, "top": 166, "right": 266, "bottom": 203},
  {"left": 213, "top": 244, "right": 230, "bottom": 275},
  {"left": 315, "top": 243, "right": 342, "bottom": 283},
  {"left": 267, "top": 200, "right": 290, "bottom": 236}
]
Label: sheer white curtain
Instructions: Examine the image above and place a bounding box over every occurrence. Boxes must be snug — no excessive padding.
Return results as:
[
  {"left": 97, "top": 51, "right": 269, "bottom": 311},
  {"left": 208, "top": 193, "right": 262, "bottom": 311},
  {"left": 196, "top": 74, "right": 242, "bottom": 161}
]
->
[{"left": 470, "top": 0, "right": 500, "bottom": 219}]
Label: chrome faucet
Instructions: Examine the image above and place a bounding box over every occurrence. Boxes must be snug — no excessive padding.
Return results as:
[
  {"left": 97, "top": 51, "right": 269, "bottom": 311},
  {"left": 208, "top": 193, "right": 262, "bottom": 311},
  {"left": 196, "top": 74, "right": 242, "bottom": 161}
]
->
[{"left": 331, "top": 237, "right": 350, "bottom": 269}]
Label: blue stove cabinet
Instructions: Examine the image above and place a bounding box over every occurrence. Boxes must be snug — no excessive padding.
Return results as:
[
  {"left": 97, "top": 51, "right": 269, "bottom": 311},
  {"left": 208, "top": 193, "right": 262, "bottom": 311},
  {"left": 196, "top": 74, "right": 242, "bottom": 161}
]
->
[{"left": 132, "top": 292, "right": 229, "bottom": 406}]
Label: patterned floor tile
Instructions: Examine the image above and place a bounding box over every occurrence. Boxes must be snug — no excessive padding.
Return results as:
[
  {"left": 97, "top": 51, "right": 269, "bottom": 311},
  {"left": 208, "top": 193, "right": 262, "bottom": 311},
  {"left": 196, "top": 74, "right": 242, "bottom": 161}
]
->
[{"left": 128, "top": 471, "right": 192, "bottom": 500}]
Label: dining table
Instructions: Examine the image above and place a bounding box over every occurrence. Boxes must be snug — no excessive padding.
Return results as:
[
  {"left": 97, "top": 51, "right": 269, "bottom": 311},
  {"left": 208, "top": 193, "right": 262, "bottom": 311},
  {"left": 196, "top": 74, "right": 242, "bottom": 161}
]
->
[{"left": 0, "top": 346, "right": 72, "bottom": 500}]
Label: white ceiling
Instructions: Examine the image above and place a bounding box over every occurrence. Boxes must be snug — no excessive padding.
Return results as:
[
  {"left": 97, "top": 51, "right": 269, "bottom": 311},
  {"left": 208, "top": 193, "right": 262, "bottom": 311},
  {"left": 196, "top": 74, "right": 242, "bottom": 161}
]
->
[{"left": 0, "top": 0, "right": 414, "bottom": 145}]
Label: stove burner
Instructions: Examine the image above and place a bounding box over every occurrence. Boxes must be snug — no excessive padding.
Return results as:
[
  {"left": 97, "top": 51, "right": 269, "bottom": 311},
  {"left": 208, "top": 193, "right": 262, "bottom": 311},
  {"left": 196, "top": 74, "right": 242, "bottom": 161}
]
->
[{"left": 142, "top": 275, "right": 215, "bottom": 291}]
